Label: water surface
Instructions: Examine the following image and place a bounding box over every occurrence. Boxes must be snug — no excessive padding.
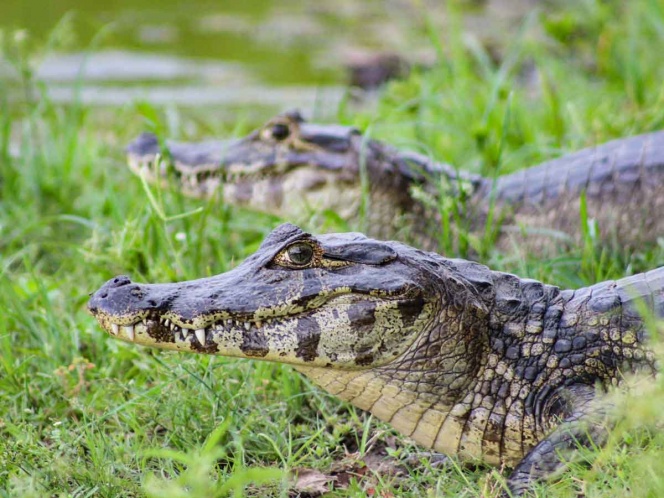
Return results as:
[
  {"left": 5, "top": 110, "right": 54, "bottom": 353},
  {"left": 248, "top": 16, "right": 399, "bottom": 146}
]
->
[{"left": 0, "top": 0, "right": 541, "bottom": 114}]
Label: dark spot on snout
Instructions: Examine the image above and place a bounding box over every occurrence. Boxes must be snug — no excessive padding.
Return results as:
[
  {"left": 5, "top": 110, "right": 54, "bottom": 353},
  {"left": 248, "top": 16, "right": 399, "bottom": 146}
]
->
[
  {"left": 295, "top": 316, "right": 321, "bottom": 362},
  {"left": 346, "top": 302, "right": 377, "bottom": 328},
  {"left": 240, "top": 328, "right": 269, "bottom": 358},
  {"left": 146, "top": 319, "right": 176, "bottom": 344}
]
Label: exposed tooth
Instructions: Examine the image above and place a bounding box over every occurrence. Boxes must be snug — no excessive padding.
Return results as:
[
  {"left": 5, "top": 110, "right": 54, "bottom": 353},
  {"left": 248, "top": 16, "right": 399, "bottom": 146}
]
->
[
  {"left": 195, "top": 329, "right": 206, "bottom": 345},
  {"left": 244, "top": 322, "right": 251, "bottom": 331},
  {"left": 111, "top": 323, "right": 119, "bottom": 335},
  {"left": 181, "top": 329, "right": 190, "bottom": 339},
  {"left": 255, "top": 320, "right": 262, "bottom": 329},
  {"left": 170, "top": 322, "right": 176, "bottom": 330},
  {"left": 164, "top": 319, "right": 170, "bottom": 327},
  {"left": 122, "top": 325, "right": 135, "bottom": 341}
]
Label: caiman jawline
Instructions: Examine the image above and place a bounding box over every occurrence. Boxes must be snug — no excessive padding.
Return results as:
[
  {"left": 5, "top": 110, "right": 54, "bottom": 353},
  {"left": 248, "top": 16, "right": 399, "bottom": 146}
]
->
[
  {"left": 98, "top": 289, "right": 414, "bottom": 347},
  {"left": 105, "top": 312, "right": 274, "bottom": 346},
  {"left": 129, "top": 153, "right": 323, "bottom": 186}
]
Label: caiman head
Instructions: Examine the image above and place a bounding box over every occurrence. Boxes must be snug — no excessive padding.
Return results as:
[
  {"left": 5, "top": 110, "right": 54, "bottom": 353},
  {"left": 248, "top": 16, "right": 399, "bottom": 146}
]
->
[
  {"left": 88, "top": 223, "right": 489, "bottom": 372},
  {"left": 127, "top": 112, "right": 480, "bottom": 244},
  {"left": 127, "top": 111, "right": 369, "bottom": 223}
]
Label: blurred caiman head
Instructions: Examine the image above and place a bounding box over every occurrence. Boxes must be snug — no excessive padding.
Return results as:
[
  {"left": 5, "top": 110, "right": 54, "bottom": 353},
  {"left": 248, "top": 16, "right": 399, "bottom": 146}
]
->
[{"left": 126, "top": 111, "right": 370, "bottom": 221}]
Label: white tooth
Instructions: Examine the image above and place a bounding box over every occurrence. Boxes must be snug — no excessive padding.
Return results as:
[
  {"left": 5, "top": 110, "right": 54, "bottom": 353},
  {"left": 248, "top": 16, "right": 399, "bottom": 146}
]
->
[
  {"left": 111, "top": 323, "right": 119, "bottom": 335},
  {"left": 181, "top": 329, "right": 190, "bottom": 339},
  {"left": 244, "top": 322, "right": 250, "bottom": 331},
  {"left": 170, "top": 323, "right": 176, "bottom": 330},
  {"left": 255, "top": 320, "right": 262, "bottom": 329},
  {"left": 195, "top": 329, "right": 206, "bottom": 344},
  {"left": 123, "top": 325, "right": 135, "bottom": 341},
  {"left": 164, "top": 319, "right": 170, "bottom": 327}
]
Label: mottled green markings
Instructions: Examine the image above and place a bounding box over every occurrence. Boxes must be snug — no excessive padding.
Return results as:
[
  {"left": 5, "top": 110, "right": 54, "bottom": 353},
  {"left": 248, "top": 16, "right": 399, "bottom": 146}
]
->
[{"left": 239, "top": 327, "right": 270, "bottom": 358}]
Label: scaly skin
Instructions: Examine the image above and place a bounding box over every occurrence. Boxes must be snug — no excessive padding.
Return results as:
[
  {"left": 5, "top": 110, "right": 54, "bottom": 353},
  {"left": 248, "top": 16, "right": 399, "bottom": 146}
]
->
[
  {"left": 88, "top": 223, "right": 663, "bottom": 495},
  {"left": 127, "top": 112, "right": 664, "bottom": 253}
]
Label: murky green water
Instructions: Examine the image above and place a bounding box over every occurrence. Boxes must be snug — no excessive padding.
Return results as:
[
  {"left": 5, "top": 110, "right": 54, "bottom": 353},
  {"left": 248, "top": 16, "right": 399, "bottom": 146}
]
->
[
  {"left": 0, "top": 0, "right": 538, "bottom": 111},
  {"left": 1, "top": 0, "right": 342, "bottom": 84}
]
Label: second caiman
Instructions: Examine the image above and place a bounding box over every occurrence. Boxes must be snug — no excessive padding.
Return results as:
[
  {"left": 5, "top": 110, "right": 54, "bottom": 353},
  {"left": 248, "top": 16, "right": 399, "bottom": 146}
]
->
[
  {"left": 89, "top": 223, "right": 664, "bottom": 495},
  {"left": 127, "top": 112, "right": 664, "bottom": 254}
]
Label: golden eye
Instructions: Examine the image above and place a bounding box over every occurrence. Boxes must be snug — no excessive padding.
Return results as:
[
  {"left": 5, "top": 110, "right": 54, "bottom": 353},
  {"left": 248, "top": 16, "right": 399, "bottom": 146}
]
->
[
  {"left": 270, "top": 123, "right": 290, "bottom": 141},
  {"left": 287, "top": 243, "right": 314, "bottom": 266}
]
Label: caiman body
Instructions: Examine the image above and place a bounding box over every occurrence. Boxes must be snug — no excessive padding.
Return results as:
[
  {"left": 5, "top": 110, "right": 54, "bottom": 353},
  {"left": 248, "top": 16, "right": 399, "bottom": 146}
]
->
[
  {"left": 127, "top": 113, "right": 664, "bottom": 253},
  {"left": 89, "top": 223, "right": 664, "bottom": 494}
]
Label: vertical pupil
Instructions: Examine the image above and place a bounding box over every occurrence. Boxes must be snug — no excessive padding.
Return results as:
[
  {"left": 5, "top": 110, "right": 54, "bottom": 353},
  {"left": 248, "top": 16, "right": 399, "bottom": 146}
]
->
[
  {"left": 271, "top": 123, "right": 290, "bottom": 140},
  {"left": 288, "top": 244, "right": 312, "bottom": 264}
]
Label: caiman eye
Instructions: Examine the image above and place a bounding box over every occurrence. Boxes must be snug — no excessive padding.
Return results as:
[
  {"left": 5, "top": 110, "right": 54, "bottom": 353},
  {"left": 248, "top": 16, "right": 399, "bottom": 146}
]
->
[
  {"left": 287, "top": 243, "right": 314, "bottom": 266},
  {"left": 270, "top": 123, "right": 290, "bottom": 141}
]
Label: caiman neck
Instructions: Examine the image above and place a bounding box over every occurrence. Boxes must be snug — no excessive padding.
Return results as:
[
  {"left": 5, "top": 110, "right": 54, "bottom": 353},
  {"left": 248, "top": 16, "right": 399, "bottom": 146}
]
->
[
  {"left": 362, "top": 142, "right": 489, "bottom": 252},
  {"left": 297, "top": 263, "right": 564, "bottom": 467},
  {"left": 296, "top": 282, "right": 495, "bottom": 462}
]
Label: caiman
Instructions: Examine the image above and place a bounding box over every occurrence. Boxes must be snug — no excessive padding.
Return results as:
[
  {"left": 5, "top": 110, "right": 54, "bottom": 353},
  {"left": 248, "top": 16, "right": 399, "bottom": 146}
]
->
[
  {"left": 88, "top": 223, "right": 664, "bottom": 495},
  {"left": 127, "top": 112, "right": 664, "bottom": 254}
]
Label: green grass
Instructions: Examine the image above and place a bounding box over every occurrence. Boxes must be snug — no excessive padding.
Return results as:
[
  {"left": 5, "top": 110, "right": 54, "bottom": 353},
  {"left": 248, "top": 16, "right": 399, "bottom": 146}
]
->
[{"left": 1, "top": 1, "right": 664, "bottom": 496}]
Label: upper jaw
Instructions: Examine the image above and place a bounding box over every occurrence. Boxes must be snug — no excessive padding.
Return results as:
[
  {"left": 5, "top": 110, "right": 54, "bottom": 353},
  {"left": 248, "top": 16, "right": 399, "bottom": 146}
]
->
[
  {"left": 87, "top": 226, "right": 419, "bottom": 348},
  {"left": 126, "top": 125, "right": 362, "bottom": 187},
  {"left": 131, "top": 145, "right": 358, "bottom": 182},
  {"left": 94, "top": 310, "right": 278, "bottom": 347},
  {"left": 88, "top": 277, "right": 415, "bottom": 347}
]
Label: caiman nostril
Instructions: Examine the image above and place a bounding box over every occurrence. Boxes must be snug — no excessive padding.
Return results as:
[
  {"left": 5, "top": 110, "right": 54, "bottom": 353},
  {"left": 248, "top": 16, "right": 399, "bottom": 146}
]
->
[{"left": 111, "top": 275, "right": 132, "bottom": 288}]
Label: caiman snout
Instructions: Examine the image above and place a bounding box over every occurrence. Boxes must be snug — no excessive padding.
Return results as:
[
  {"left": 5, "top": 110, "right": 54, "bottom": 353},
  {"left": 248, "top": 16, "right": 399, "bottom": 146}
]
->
[{"left": 88, "top": 275, "right": 147, "bottom": 318}]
